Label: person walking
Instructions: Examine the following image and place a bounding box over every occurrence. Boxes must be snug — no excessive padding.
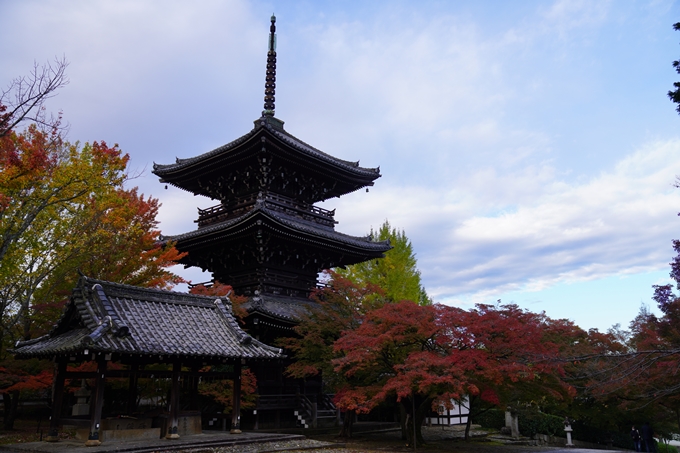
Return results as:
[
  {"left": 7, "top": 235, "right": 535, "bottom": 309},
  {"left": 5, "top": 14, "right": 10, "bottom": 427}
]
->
[
  {"left": 631, "top": 425, "right": 641, "bottom": 452},
  {"left": 641, "top": 422, "right": 655, "bottom": 452}
]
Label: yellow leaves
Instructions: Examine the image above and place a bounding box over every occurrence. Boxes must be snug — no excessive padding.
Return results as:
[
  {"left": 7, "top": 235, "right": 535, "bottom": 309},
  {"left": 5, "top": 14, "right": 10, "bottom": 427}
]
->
[
  {"left": 1, "top": 128, "right": 184, "bottom": 340},
  {"left": 337, "top": 220, "right": 431, "bottom": 306}
]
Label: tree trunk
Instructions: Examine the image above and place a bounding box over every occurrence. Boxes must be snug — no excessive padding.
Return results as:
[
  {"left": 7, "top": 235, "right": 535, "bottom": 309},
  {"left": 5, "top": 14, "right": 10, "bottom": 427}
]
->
[
  {"left": 403, "top": 396, "right": 430, "bottom": 447},
  {"left": 3, "top": 391, "right": 19, "bottom": 430},
  {"left": 399, "top": 401, "right": 407, "bottom": 440},
  {"left": 414, "top": 397, "right": 431, "bottom": 446},
  {"left": 464, "top": 413, "right": 472, "bottom": 441},
  {"left": 405, "top": 412, "right": 414, "bottom": 446},
  {"left": 338, "top": 409, "right": 354, "bottom": 438},
  {"left": 464, "top": 395, "right": 476, "bottom": 441},
  {"left": 22, "top": 314, "right": 31, "bottom": 341},
  {"left": 21, "top": 289, "right": 33, "bottom": 342}
]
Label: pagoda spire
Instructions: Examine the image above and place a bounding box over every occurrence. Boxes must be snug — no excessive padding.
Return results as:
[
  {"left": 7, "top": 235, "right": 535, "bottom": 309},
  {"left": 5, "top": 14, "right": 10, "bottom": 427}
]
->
[{"left": 263, "top": 14, "right": 277, "bottom": 117}]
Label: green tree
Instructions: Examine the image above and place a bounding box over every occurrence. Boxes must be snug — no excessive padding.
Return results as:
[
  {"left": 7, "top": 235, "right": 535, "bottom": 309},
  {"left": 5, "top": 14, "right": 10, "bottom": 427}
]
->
[{"left": 338, "top": 220, "right": 431, "bottom": 305}]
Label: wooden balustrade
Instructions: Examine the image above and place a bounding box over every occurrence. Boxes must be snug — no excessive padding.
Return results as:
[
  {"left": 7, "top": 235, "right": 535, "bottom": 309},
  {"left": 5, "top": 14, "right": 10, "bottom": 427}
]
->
[{"left": 196, "top": 193, "right": 337, "bottom": 228}]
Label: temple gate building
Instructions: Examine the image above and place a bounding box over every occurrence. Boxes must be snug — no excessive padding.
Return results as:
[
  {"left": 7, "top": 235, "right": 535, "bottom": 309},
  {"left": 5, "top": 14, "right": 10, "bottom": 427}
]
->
[{"left": 12, "top": 276, "right": 284, "bottom": 445}]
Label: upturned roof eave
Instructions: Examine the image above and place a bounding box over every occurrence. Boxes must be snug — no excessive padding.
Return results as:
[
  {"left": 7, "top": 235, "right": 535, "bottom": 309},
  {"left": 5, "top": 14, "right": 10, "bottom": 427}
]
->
[
  {"left": 244, "top": 293, "right": 320, "bottom": 324},
  {"left": 152, "top": 117, "right": 381, "bottom": 180},
  {"left": 161, "top": 205, "right": 392, "bottom": 254}
]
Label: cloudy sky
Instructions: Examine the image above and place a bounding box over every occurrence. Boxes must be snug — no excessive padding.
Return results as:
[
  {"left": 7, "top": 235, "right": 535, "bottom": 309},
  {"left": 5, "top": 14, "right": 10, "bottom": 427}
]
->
[{"left": 3, "top": 0, "right": 680, "bottom": 331}]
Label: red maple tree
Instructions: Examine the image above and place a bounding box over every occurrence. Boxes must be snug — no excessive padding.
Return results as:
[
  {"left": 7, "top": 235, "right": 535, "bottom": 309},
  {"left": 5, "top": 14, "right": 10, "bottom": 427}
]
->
[
  {"left": 332, "top": 301, "right": 579, "bottom": 445},
  {"left": 189, "top": 281, "right": 248, "bottom": 320},
  {"left": 279, "top": 270, "right": 386, "bottom": 437}
]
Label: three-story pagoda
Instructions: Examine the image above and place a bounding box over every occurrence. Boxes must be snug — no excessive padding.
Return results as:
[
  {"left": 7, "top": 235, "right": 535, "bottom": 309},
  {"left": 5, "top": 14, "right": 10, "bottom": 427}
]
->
[{"left": 152, "top": 16, "right": 390, "bottom": 337}]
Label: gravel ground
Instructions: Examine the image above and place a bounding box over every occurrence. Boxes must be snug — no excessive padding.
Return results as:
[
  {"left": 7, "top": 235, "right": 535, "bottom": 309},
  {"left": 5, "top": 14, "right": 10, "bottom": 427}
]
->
[
  {"left": 149, "top": 438, "right": 343, "bottom": 453},
  {"left": 149, "top": 426, "right": 568, "bottom": 453},
  {"left": 148, "top": 425, "right": 620, "bottom": 453}
]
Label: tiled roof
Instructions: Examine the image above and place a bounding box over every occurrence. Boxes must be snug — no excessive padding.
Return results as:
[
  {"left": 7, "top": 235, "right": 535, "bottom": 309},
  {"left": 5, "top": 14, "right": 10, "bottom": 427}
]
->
[
  {"left": 243, "top": 293, "right": 318, "bottom": 323},
  {"left": 268, "top": 126, "right": 379, "bottom": 177},
  {"left": 12, "top": 277, "right": 284, "bottom": 361},
  {"left": 162, "top": 202, "right": 391, "bottom": 254},
  {"left": 152, "top": 116, "right": 380, "bottom": 178}
]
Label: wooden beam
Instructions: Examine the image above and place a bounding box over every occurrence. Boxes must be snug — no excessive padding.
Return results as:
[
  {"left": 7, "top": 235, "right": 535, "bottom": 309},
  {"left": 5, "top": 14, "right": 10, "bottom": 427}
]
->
[{"left": 63, "top": 369, "right": 236, "bottom": 379}]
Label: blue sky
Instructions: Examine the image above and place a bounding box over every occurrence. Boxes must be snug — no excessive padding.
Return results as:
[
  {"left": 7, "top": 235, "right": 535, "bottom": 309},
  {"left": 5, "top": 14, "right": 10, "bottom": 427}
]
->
[{"left": 2, "top": 0, "right": 680, "bottom": 331}]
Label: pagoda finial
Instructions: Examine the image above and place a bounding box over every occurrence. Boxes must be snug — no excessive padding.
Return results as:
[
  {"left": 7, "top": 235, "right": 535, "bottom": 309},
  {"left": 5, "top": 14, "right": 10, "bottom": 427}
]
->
[{"left": 263, "top": 14, "right": 277, "bottom": 117}]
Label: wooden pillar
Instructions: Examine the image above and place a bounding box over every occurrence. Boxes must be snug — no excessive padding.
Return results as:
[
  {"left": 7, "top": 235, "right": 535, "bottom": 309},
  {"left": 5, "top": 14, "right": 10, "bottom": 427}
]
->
[
  {"left": 88, "top": 372, "right": 97, "bottom": 418},
  {"left": 166, "top": 361, "right": 181, "bottom": 439},
  {"left": 230, "top": 361, "right": 242, "bottom": 434},
  {"left": 189, "top": 363, "right": 199, "bottom": 411},
  {"left": 127, "top": 363, "right": 139, "bottom": 415},
  {"left": 86, "top": 357, "right": 107, "bottom": 447},
  {"left": 46, "top": 360, "right": 66, "bottom": 442}
]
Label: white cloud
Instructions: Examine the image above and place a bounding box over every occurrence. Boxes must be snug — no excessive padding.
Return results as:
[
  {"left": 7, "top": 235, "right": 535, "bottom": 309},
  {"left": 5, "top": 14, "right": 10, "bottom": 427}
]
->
[
  {"left": 3, "top": 0, "right": 680, "bottom": 328},
  {"left": 542, "top": 0, "right": 611, "bottom": 34},
  {"left": 329, "top": 139, "right": 680, "bottom": 305}
]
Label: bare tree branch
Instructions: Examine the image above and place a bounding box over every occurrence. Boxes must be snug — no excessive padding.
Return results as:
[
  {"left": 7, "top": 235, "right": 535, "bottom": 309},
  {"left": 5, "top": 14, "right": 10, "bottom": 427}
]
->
[{"left": 0, "top": 56, "right": 69, "bottom": 137}]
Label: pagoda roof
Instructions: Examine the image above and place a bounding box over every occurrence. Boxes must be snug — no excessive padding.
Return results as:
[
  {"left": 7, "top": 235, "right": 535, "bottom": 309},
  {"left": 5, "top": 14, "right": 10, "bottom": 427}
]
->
[
  {"left": 152, "top": 116, "right": 381, "bottom": 202},
  {"left": 161, "top": 199, "right": 391, "bottom": 255},
  {"left": 12, "top": 276, "right": 284, "bottom": 361},
  {"left": 243, "top": 293, "right": 318, "bottom": 325}
]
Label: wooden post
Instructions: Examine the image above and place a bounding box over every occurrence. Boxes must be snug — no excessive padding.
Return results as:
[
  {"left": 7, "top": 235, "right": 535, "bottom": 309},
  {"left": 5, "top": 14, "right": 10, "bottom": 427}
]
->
[
  {"left": 189, "top": 363, "right": 199, "bottom": 411},
  {"left": 127, "top": 363, "right": 139, "bottom": 415},
  {"left": 86, "top": 357, "right": 107, "bottom": 447},
  {"left": 230, "top": 361, "right": 242, "bottom": 433},
  {"left": 312, "top": 401, "right": 318, "bottom": 428},
  {"left": 166, "top": 361, "right": 181, "bottom": 439},
  {"left": 46, "top": 360, "right": 66, "bottom": 442}
]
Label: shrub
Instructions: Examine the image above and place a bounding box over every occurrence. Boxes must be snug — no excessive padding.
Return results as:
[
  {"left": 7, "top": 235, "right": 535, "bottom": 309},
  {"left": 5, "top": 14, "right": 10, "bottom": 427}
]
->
[
  {"left": 475, "top": 409, "right": 505, "bottom": 430},
  {"left": 658, "top": 442, "right": 679, "bottom": 453},
  {"left": 518, "top": 411, "right": 565, "bottom": 437}
]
